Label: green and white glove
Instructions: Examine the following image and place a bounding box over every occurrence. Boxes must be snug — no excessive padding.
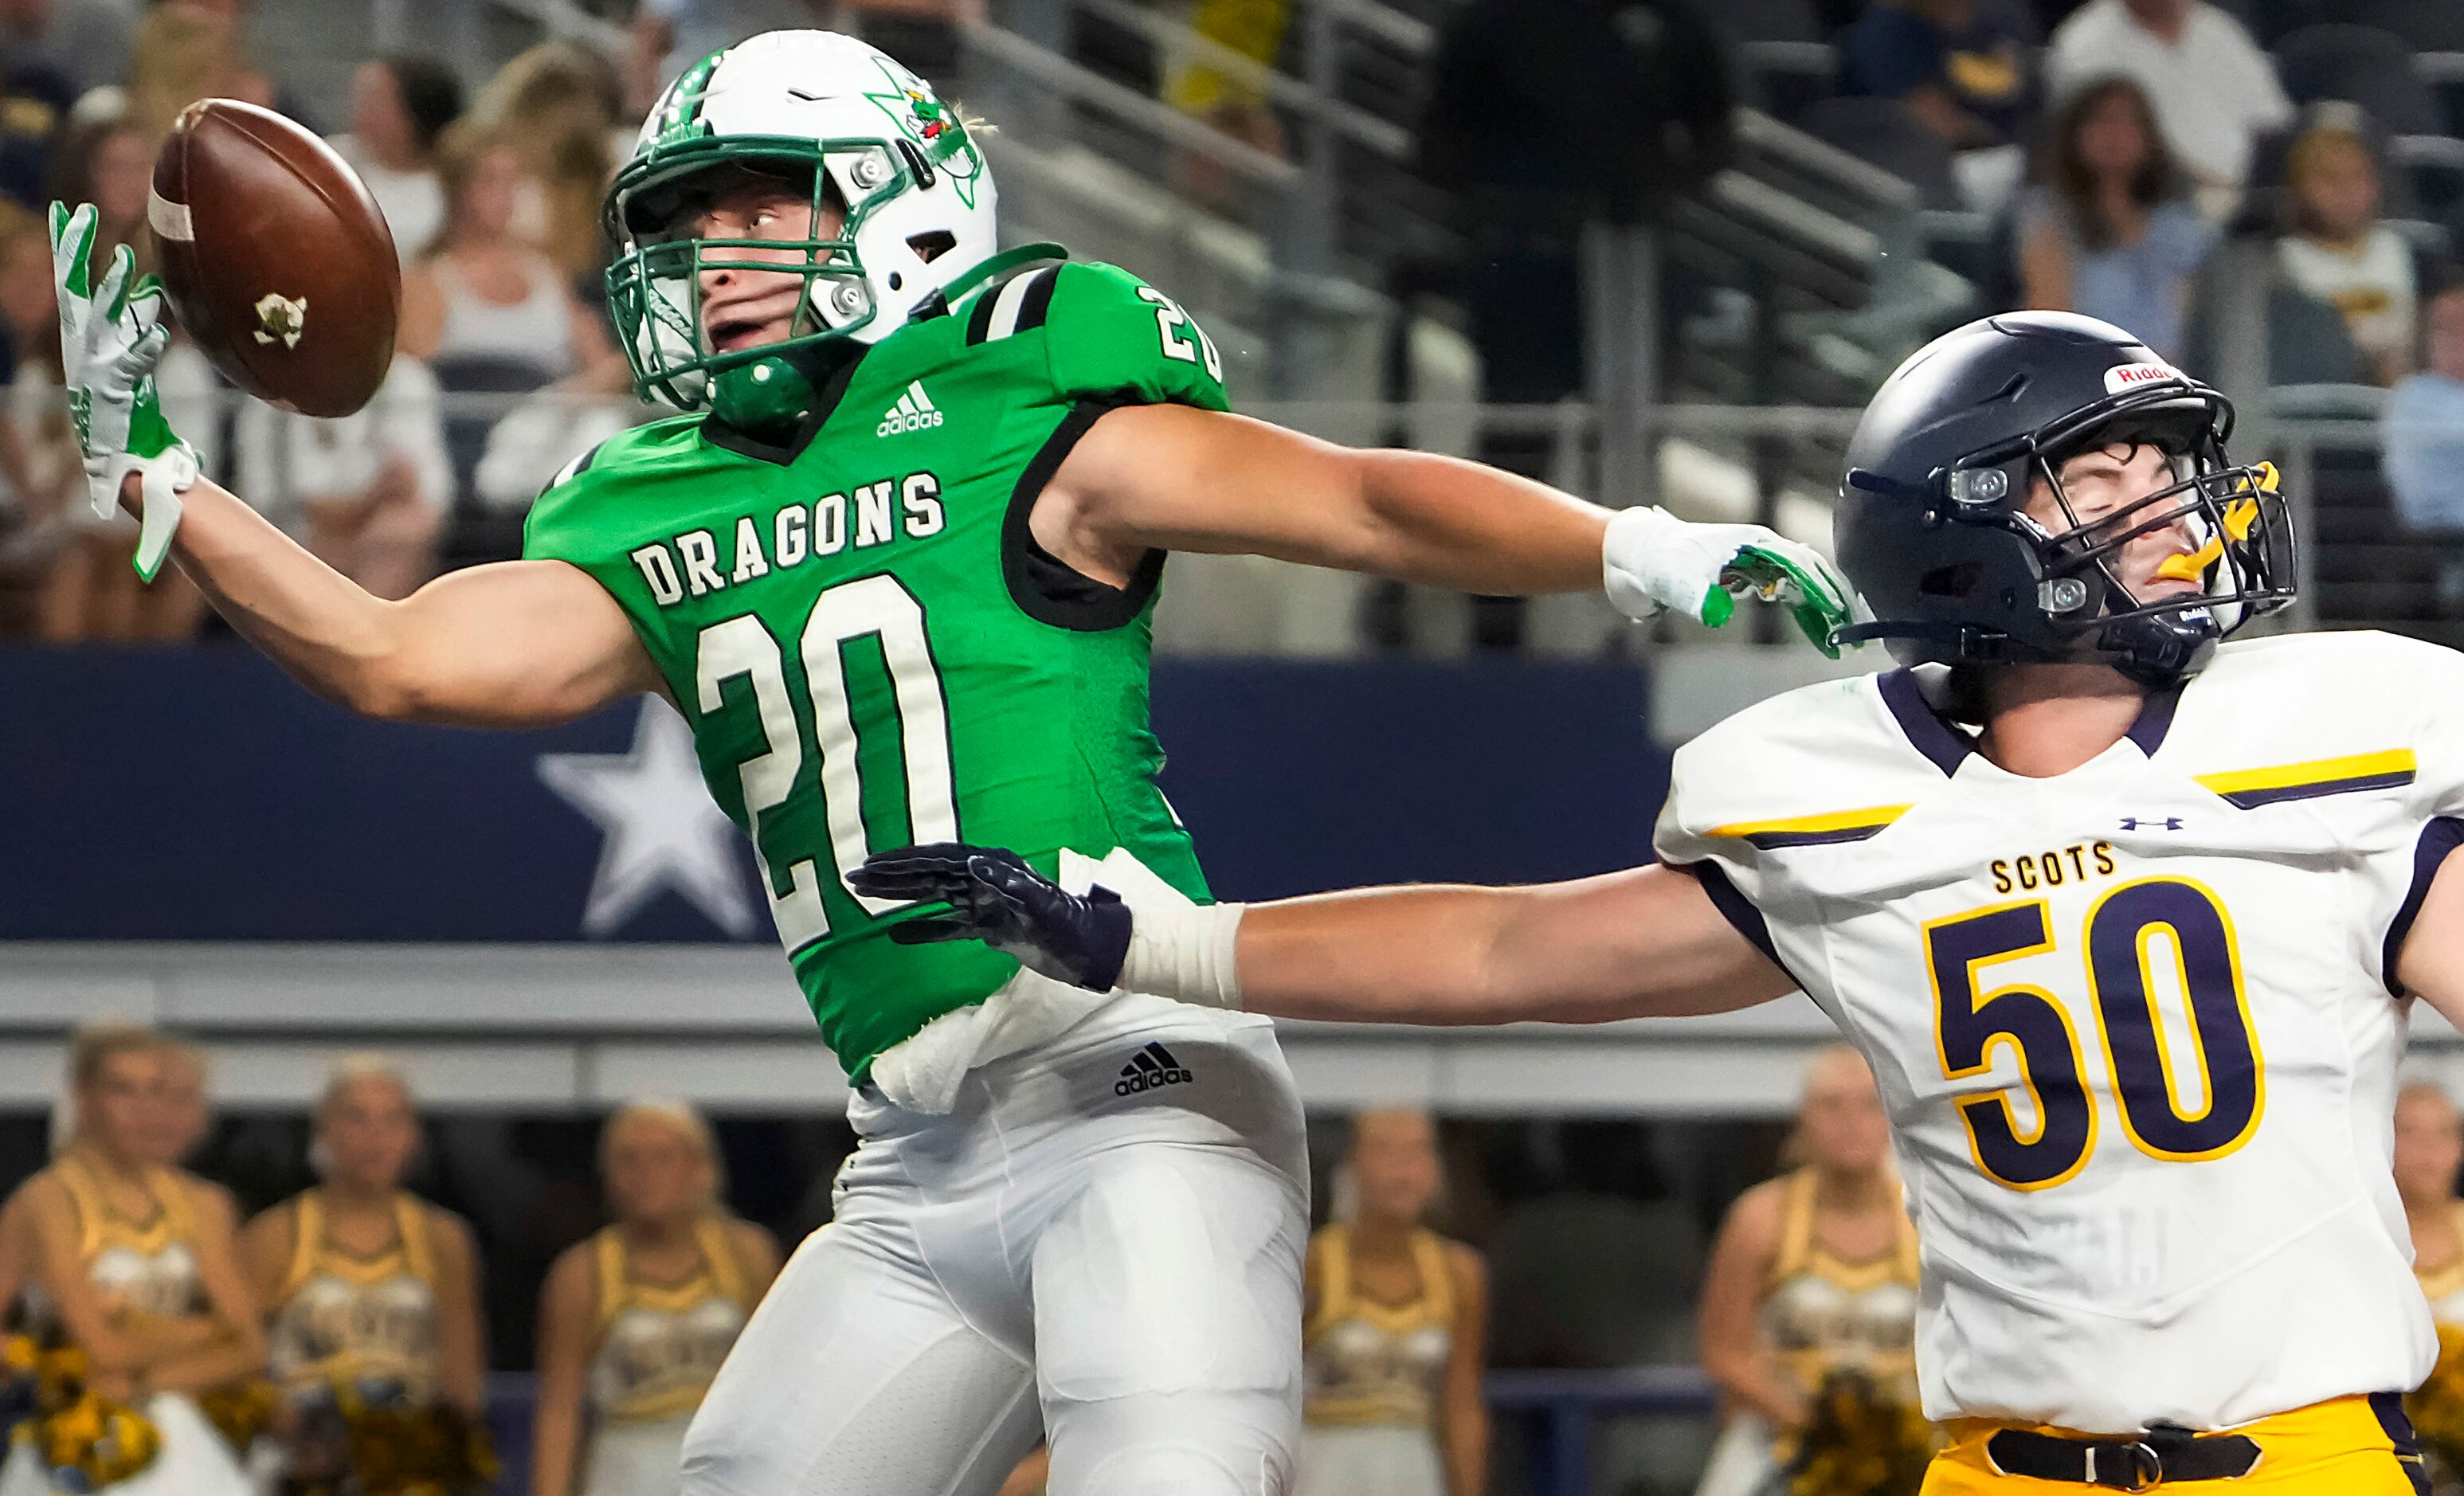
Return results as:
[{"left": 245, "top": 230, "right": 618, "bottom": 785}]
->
[
  {"left": 1603, "top": 504, "right": 1860, "bottom": 657},
  {"left": 50, "top": 202, "right": 198, "bottom": 583}
]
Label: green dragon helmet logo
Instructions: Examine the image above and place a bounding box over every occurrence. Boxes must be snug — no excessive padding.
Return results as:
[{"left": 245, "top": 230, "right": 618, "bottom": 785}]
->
[{"left": 862, "top": 58, "right": 984, "bottom": 210}]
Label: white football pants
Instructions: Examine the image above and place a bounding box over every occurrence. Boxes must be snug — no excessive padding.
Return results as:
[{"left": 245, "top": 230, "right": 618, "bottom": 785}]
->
[{"left": 680, "top": 997, "right": 1310, "bottom": 1496}]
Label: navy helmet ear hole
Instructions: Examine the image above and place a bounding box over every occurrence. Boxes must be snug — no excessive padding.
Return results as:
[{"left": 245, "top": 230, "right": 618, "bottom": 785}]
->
[{"left": 1920, "top": 562, "right": 1981, "bottom": 598}]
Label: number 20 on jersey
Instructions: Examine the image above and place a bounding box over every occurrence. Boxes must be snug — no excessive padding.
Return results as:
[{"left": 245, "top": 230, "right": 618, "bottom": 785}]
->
[{"left": 1925, "top": 877, "right": 2263, "bottom": 1191}]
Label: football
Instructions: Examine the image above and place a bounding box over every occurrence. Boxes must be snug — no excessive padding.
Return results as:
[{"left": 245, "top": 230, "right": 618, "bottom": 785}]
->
[{"left": 148, "top": 99, "right": 398, "bottom": 418}]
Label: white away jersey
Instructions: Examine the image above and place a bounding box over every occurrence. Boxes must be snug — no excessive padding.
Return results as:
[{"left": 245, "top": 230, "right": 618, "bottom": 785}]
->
[{"left": 1655, "top": 631, "right": 2464, "bottom": 1434}]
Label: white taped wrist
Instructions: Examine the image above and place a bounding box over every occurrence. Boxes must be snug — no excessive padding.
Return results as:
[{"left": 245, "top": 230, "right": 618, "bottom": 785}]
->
[{"left": 1118, "top": 898, "right": 1246, "bottom": 1010}]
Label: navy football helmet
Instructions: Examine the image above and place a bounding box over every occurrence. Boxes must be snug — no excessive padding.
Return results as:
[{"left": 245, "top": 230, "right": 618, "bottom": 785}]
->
[{"left": 1832, "top": 312, "right": 2294, "bottom": 683}]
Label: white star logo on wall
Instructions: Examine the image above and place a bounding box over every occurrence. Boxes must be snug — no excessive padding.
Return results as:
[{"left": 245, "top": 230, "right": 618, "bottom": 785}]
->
[{"left": 538, "top": 699, "right": 758, "bottom": 938}]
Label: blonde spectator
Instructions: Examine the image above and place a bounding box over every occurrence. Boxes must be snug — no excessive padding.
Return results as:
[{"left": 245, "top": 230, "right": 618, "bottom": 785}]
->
[
  {"left": 233, "top": 354, "right": 452, "bottom": 600},
  {"left": 1694, "top": 1047, "right": 1920, "bottom": 1496},
  {"left": 531, "top": 1102, "right": 778, "bottom": 1496},
  {"left": 401, "top": 122, "right": 625, "bottom": 395},
  {"left": 2276, "top": 110, "right": 2417, "bottom": 386},
  {"left": 241, "top": 1057, "right": 487, "bottom": 1493},
  {"left": 331, "top": 56, "right": 464, "bottom": 266},
  {"left": 1299, "top": 1110, "right": 1487, "bottom": 1496},
  {"left": 467, "top": 40, "right": 625, "bottom": 282},
  {"left": 123, "top": 1, "right": 271, "bottom": 143},
  {"left": 0, "top": 1024, "right": 264, "bottom": 1496}
]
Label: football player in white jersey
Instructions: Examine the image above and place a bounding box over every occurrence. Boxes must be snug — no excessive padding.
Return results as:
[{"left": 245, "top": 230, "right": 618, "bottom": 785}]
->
[{"left": 860, "top": 311, "right": 2464, "bottom": 1494}]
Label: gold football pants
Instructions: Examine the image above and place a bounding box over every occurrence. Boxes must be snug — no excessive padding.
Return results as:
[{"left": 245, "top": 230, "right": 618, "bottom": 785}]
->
[{"left": 1919, "top": 1395, "right": 2427, "bottom": 1494}]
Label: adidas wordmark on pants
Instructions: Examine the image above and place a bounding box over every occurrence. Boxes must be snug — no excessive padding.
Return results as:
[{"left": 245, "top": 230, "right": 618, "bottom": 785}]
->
[{"left": 680, "top": 993, "right": 1309, "bottom": 1496}]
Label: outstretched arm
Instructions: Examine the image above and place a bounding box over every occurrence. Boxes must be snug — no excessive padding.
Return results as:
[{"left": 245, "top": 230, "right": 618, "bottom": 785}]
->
[
  {"left": 153, "top": 475, "right": 662, "bottom": 728},
  {"left": 851, "top": 850, "right": 1796, "bottom": 1025},
  {"left": 1205, "top": 866, "right": 1790, "bottom": 1024},
  {"left": 1040, "top": 404, "right": 1852, "bottom": 650},
  {"left": 1047, "top": 403, "right": 1611, "bottom": 595}
]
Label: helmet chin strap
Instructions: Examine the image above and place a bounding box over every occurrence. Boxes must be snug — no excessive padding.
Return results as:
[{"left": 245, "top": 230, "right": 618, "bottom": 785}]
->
[{"left": 2092, "top": 578, "right": 2219, "bottom": 685}]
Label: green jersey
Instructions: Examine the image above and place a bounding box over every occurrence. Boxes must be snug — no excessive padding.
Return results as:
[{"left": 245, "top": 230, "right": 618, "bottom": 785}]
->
[{"left": 524, "top": 256, "right": 1229, "bottom": 1080}]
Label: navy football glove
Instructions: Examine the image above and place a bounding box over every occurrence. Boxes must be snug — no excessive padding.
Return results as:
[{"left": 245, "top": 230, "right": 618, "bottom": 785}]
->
[{"left": 851, "top": 844, "right": 1131, "bottom": 992}]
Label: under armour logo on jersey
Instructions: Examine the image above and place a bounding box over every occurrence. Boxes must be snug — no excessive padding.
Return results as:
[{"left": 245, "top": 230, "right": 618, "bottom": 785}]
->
[
  {"left": 2119, "top": 816, "right": 2186, "bottom": 831},
  {"left": 876, "top": 381, "right": 943, "bottom": 437},
  {"left": 1114, "top": 1041, "right": 1193, "bottom": 1096}
]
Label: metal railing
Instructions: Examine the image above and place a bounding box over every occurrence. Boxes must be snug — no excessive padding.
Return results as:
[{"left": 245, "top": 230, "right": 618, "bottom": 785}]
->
[{"left": 120, "top": 386, "right": 2449, "bottom": 663}]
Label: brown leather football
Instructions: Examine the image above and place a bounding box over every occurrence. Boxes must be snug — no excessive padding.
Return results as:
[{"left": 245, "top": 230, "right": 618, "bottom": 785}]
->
[{"left": 150, "top": 99, "right": 399, "bottom": 418}]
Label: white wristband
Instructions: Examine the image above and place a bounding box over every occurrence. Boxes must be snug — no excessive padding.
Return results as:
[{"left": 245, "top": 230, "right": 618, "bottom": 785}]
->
[{"left": 1118, "top": 897, "right": 1247, "bottom": 1010}]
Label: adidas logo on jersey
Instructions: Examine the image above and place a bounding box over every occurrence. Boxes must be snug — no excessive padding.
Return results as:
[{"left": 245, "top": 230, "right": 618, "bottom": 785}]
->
[
  {"left": 1115, "top": 1041, "right": 1193, "bottom": 1096},
  {"left": 877, "top": 381, "right": 944, "bottom": 437}
]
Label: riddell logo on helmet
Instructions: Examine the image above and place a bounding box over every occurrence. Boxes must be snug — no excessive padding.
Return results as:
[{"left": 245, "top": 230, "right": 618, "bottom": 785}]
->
[{"left": 2104, "top": 362, "right": 2183, "bottom": 393}]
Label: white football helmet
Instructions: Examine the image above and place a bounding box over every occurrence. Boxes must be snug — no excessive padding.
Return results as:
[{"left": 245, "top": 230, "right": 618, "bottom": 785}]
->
[{"left": 603, "top": 31, "right": 1001, "bottom": 421}]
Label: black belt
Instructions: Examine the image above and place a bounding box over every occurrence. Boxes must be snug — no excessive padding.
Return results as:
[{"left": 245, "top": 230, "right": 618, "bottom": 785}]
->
[{"left": 1985, "top": 1424, "right": 2262, "bottom": 1490}]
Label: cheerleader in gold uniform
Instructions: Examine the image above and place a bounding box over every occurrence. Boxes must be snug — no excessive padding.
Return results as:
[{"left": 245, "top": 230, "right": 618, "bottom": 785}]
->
[
  {"left": 242, "top": 1058, "right": 487, "bottom": 1490},
  {"left": 531, "top": 1104, "right": 777, "bottom": 1496},
  {"left": 1695, "top": 1048, "right": 1921, "bottom": 1496},
  {"left": 0, "top": 1024, "right": 264, "bottom": 1496},
  {"left": 2398, "top": 1083, "right": 2464, "bottom": 1492},
  {"left": 1297, "top": 1110, "right": 1487, "bottom": 1496}
]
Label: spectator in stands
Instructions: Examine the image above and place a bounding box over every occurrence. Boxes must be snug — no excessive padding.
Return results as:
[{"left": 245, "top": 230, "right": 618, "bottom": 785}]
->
[
  {"left": 123, "top": 0, "right": 275, "bottom": 143},
  {"left": 37, "top": 92, "right": 211, "bottom": 640},
  {"left": 628, "top": 0, "right": 827, "bottom": 114},
  {"left": 1298, "top": 1110, "right": 1487, "bottom": 1496},
  {"left": 47, "top": 90, "right": 152, "bottom": 272},
  {"left": 2399, "top": 1083, "right": 2464, "bottom": 1322},
  {"left": 2042, "top": 0, "right": 2290, "bottom": 217},
  {"left": 2384, "top": 276, "right": 2464, "bottom": 546},
  {"left": 468, "top": 40, "right": 625, "bottom": 284},
  {"left": 242, "top": 1056, "right": 488, "bottom": 1496},
  {"left": 0, "top": 202, "right": 78, "bottom": 633},
  {"left": 0, "top": 0, "right": 135, "bottom": 101},
  {"left": 233, "top": 353, "right": 452, "bottom": 600},
  {"left": 531, "top": 1102, "right": 778, "bottom": 1496},
  {"left": 2275, "top": 108, "right": 2417, "bottom": 386},
  {"left": 2017, "top": 76, "right": 2213, "bottom": 361},
  {"left": 400, "top": 122, "right": 625, "bottom": 394},
  {"left": 331, "top": 56, "right": 464, "bottom": 267},
  {"left": 0, "top": 1024, "right": 264, "bottom": 1495},
  {"left": 1694, "top": 1048, "right": 1921, "bottom": 1496},
  {"left": 0, "top": 61, "right": 75, "bottom": 213},
  {"left": 1841, "top": 0, "right": 2038, "bottom": 206},
  {"left": 2397, "top": 1083, "right": 2464, "bottom": 1487}
]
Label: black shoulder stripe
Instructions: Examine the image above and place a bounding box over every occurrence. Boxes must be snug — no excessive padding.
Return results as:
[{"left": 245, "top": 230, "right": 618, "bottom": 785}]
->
[
  {"left": 963, "top": 259, "right": 1067, "bottom": 346},
  {"left": 539, "top": 435, "right": 613, "bottom": 499},
  {"left": 966, "top": 285, "right": 1000, "bottom": 346},
  {"left": 1016, "top": 265, "right": 1060, "bottom": 332}
]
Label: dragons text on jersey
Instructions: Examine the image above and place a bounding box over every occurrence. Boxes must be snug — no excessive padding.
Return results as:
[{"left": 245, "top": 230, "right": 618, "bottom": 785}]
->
[
  {"left": 526, "top": 257, "right": 1228, "bottom": 1083},
  {"left": 626, "top": 472, "right": 949, "bottom": 605}
]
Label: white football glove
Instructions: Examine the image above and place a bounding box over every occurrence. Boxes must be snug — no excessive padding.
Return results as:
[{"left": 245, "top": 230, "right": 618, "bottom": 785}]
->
[
  {"left": 51, "top": 201, "right": 198, "bottom": 583},
  {"left": 1603, "top": 504, "right": 1859, "bottom": 656}
]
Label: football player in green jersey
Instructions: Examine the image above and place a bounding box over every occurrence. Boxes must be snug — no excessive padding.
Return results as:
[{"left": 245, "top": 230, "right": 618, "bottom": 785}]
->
[{"left": 53, "top": 30, "right": 1855, "bottom": 1496}]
